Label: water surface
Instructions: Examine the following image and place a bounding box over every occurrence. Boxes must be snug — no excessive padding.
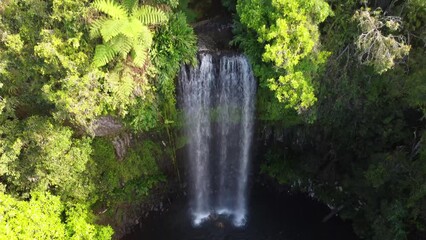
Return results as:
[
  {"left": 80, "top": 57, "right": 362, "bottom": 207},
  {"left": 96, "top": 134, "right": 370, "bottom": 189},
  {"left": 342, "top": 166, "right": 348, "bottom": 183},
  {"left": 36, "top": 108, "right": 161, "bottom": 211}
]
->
[{"left": 124, "top": 185, "right": 359, "bottom": 240}]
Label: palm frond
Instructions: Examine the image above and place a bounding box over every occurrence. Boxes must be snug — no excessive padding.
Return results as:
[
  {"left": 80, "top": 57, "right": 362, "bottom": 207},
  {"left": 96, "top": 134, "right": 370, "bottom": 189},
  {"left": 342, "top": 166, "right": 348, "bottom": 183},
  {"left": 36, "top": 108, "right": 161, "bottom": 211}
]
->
[
  {"left": 122, "top": 0, "right": 138, "bottom": 13},
  {"left": 93, "top": 0, "right": 127, "bottom": 19},
  {"left": 133, "top": 5, "right": 168, "bottom": 25},
  {"left": 93, "top": 43, "right": 118, "bottom": 67},
  {"left": 100, "top": 19, "right": 126, "bottom": 42}
]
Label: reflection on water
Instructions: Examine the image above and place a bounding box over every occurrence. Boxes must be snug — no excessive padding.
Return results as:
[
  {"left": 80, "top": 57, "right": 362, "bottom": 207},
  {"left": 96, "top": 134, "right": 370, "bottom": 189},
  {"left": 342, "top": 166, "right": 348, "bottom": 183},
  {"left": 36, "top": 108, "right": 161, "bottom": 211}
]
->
[{"left": 123, "top": 185, "right": 359, "bottom": 240}]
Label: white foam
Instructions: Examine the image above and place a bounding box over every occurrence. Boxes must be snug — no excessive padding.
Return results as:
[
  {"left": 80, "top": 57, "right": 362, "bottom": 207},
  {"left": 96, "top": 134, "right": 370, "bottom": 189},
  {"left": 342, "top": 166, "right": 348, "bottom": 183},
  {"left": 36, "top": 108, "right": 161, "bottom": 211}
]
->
[
  {"left": 216, "top": 208, "right": 233, "bottom": 216},
  {"left": 232, "top": 213, "right": 247, "bottom": 227},
  {"left": 192, "top": 212, "right": 210, "bottom": 226}
]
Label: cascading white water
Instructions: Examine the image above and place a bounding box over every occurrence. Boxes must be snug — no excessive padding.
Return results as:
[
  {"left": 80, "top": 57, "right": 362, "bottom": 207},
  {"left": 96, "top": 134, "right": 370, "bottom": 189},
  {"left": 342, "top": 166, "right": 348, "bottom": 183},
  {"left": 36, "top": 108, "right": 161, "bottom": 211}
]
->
[
  {"left": 179, "top": 52, "right": 256, "bottom": 227},
  {"left": 179, "top": 54, "right": 214, "bottom": 225}
]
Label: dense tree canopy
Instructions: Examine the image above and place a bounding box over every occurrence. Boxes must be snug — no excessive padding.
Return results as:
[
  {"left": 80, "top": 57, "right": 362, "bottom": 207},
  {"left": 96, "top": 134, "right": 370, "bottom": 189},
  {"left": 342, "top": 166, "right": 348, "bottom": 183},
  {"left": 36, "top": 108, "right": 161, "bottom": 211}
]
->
[
  {"left": 248, "top": 0, "right": 426, "bottom": 239},
  {"left": 1, "top": 0, "right": 196, "bottom": 238},
  {"left": 235, "top": 0, "right": 332, "bottom": 112},
  {"left": 0, "top": 0, "right": 425, "bottom": 239},
  {"left": 0, "top": 192, "right": 113, "bottom": 239}
]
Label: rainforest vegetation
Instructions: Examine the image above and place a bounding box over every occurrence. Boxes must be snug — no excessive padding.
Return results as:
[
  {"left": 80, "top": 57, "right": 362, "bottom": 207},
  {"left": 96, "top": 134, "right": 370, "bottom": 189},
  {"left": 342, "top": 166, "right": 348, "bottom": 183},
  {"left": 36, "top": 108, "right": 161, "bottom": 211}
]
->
[{"left": 0, "top": 0, "right": 425, "bottom": 239}]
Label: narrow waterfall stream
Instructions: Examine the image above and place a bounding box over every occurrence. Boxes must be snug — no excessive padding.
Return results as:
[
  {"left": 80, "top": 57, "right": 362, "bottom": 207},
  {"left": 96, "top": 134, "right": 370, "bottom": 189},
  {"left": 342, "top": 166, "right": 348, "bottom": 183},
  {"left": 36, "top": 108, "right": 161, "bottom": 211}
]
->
[{"left": 179, "top": 52, "right": 256, "bottom": 226}]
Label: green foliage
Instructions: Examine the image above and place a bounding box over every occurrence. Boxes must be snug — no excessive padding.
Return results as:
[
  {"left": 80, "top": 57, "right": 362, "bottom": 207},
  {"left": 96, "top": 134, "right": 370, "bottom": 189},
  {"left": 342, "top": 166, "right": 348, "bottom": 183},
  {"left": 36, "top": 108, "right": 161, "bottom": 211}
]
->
[
  {"left": 0, "top": 0, "right": 196, "bottom": 239},
  {"left": 65, "top": 204, "right": 114, "bottom": 240},
  {"left": 90, "top": 138, "right": 164, "bottom": 206},
  {"left": 258, "top": 0, "right": 426, "bottom": 238},
  {"left": 353, "top": 8, "right": 411, "bottom": 73},
  {"left": 260, "top": 148, "right": 304, "bottom": 185},
  {"left": 126, "top": 98, "right": 159, "bottom": 132},
  {"left": 91, "top": 0, "right": 168, "bottom": 68},
  {"left": 222, "top": 0, "right": 236, "bottom": 12},
  {"left": 0, "top": 0, "right": 108, "bottom": 128},
  {"left": 405, "top": 50, "right": 426, "bottom": 116},
  {"left": 0, "top": 0, "right": 169, "bottom": 129},
  {"left": 150, "top": 12, "right": 197, "bottom": 126},
  {"left": 155, "top": 0, "right": 179, "bottom": 9},
  {"left": 235, "top": 0, "right": 332, "bottom": 112},
  {"left": 404, "top": 0, "right": 426, "bottom": 34},
  {"left": 0, "top": 116, "right": 95, "bottom": 202},
  {"left": 256, "top": 85, "right": 303, "bottom": 125},
  {"left": 0, "top": 191, "right": 113, "bottom": 240},
  {"left": 177, "top": 0, "right": 214, "bottom": 22}
]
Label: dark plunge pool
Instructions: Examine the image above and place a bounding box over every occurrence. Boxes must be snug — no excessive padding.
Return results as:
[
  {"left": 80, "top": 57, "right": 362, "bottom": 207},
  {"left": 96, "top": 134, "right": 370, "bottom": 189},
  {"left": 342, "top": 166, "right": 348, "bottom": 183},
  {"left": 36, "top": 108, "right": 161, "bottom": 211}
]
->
[{"left": 123, "top": 184, "right": 359, "bottom": 240}]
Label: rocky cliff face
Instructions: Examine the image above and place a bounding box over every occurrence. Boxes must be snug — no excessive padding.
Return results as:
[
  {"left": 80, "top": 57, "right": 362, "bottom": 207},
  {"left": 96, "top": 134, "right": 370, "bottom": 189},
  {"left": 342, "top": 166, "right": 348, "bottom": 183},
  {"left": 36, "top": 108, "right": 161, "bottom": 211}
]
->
[
  {"left": 92, "top": 116, "right": 132, "bottom": 160},
  {"left": 193, "top": 15, "right": 235, "bottom": 52},
  {"left": 92, "top": 116, "right": 123, "bottom": 137}
]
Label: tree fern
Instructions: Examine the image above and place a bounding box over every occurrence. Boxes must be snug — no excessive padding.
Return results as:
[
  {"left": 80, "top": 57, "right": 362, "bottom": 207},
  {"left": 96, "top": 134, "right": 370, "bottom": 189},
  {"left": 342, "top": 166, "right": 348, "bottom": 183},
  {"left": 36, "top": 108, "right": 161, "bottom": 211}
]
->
[
  {"left": 93, "top": 44, "right": 117, "bottom": 67},
  {"left": 133, "top": 6, "right": 168, "bottom": 25},
  {"left": 132, "top": 44, "right": 148, "bottom": 68},
  {"left": 120, "top": 19, "right": 144, "bottom": 39},
  {"left": 100, "top": 19, "right": 127, "bottom": 42},
  {"left": 138, "top": 26, "right": 153, "bottom": 48},
  {"left": 117, "top": 74, "right": 134, "bottom": 101},
  {"left": 122, "top": 0, "right": 138, "bottom": 13},
  {"left": 109, "top": 35, "right": 133, "bottom": 58},
  {"left": 132, "top": 27, "right": 153, "bottom": 67},
  {"left": 91, "top": 0, "right": 168, "bottom": 68},
  {"left": 93, "top": 0, "right": 127, "bottom": 19},
  {"left": 89, "top": 17, "right": 108, "bottom": 39}
]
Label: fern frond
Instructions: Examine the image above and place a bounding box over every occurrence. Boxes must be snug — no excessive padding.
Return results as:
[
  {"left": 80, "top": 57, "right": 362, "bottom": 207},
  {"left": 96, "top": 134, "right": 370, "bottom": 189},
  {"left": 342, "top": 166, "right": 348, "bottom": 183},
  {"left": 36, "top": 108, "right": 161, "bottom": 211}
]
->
[
  {"left": 133, "top": 6, "right": 168, "bottom": 25},
  {"left": 105, "top": 71, "right": 120, "bottom": 93},
  {"left": 100, "top": 19, "right": 126, "bottom": 42},
  {"left": 131, "top": 26, "right": 152, "bottom": 67},
  {"left": 90, "top": 17, "right": 108, "bottom": 39},
  {"left": 120, "top": 19, "right": 144, "bottom": 39},
  {"left": 116, "top": 73, "right": 134, "bottom": 101},
  {"left": 93, "top": 0, "right": 127, "bottom": 19},
  {"left": 93, "top": 43, "right": 118, "bottom": 67},
  {"left": 137, "top": 26, "right": 153, "bottom": 49},
  {"left": 123, "top": 0, "right": 138, "bottom": 13},
  {"left": 132, "top": 43, "right": 149, "bottom": 68},
  {"left": 109, "top": 34, "right": 133, "bottom": 59}
]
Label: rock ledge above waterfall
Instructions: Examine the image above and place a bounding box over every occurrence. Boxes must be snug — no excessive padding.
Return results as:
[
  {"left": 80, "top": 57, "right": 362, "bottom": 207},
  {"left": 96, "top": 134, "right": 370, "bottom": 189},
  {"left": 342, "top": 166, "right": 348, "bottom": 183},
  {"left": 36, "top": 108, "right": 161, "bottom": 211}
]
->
[{"left": 193, "top": 15, "right": 235, "bottom": 51}]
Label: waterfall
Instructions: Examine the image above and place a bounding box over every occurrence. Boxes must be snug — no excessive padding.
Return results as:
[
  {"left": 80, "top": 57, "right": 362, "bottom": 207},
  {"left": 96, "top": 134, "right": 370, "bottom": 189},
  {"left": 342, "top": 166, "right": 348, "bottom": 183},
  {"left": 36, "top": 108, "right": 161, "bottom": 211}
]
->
[{"left": 179, "top": 52, "right": 256, "bottom": 227}]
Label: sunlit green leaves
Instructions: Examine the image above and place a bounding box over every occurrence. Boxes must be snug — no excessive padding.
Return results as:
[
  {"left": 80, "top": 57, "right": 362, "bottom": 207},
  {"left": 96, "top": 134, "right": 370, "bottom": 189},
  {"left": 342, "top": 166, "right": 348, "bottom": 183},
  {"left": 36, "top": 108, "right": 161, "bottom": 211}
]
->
[
  {"left": 91, "top": 0, "right": 167, "bottom": 68},
  {"left": 0, "top": 0, "right": 193, "bottom": 238},
  {"left": 0, "top": 192, "right": 113, "bottom": 240},
  {"left": 133, "top": 5, "right": 168, "bottom": 25},
  {"left": 93, "top": 0, "right": 128, "bottom": 19},
  {"left": 268, "top": 72, "right": 317, "bottom": 111},
  {"left": 236, "top": 0, "right": 332, "bottom": 112}
]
